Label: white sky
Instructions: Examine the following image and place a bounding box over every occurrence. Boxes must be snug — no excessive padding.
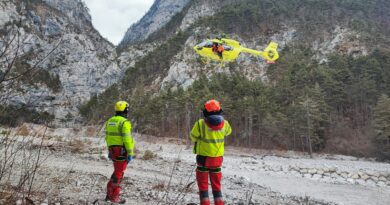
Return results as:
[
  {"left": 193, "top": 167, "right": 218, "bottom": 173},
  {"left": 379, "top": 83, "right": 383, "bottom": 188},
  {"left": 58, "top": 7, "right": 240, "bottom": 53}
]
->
[{"left": 84, "top": 0, "right": 155, "bottom": 45}]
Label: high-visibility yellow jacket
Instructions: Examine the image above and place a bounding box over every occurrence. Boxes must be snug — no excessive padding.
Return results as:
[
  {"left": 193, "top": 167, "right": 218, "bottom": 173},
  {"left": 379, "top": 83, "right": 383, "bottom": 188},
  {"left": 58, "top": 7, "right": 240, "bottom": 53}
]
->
[
  {"left": 190, "top": 119, "right": 232, "bottom": 157},
  {"left": 105, "top": 115, "right": 134, "bottom": 156}
]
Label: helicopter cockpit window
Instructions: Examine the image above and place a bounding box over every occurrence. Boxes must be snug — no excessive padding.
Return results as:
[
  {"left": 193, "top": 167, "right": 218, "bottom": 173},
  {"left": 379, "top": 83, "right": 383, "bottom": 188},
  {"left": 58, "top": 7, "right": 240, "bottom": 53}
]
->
[{"left": 197, "top": 41, "right": 213, "bottom": 48}]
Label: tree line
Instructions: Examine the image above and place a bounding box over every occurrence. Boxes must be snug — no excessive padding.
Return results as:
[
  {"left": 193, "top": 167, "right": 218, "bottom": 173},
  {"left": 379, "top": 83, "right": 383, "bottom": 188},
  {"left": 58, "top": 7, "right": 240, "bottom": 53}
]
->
[{"left": 81, "top": 46, "right": 390, "bottom": 160}]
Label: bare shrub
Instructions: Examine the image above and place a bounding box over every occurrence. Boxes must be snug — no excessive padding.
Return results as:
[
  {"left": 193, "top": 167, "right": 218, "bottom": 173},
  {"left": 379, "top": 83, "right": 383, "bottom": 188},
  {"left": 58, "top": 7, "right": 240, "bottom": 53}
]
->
[
  {"left": 142, "top": 150, "right": 156, "bottom": 160},
  {"left": 17, "top": 124, "right": 30, "bottom": 136},
  {"left": 69, "top": 139, "right": 87, "bottom": 154},
  {"left": 85, "top": 127, "right": 96, "bottom": 137},
  {"left": 152, "top": 182, "right": 165, "bottom": 191},
  {"left": 0, "top": 126, "right": 50, "bottom": 204}
]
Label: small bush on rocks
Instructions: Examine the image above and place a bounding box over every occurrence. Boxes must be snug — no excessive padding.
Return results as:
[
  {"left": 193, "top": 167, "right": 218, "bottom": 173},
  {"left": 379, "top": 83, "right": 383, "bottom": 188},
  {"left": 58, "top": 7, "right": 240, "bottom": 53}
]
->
[{"left": 142, "top": 150, "right": 156, "bottom": 160}]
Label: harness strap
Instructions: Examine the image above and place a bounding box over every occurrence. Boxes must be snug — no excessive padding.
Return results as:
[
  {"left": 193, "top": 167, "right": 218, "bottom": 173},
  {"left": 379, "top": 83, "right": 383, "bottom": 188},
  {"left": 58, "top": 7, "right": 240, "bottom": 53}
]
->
[{"left": 197, "top": 166, "right": 209, "bottom": 172}]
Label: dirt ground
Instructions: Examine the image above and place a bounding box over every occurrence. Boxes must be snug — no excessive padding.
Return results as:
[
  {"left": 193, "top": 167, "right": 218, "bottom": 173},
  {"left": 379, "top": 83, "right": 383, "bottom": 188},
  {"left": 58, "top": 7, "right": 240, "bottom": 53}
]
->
[{"left": 1, "top": 126, "right": 390, "bottom": 205}]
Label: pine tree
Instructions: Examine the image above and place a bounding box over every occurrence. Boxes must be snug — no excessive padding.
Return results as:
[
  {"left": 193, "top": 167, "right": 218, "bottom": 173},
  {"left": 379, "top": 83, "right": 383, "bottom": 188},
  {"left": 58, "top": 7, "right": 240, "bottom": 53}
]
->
[
  {"left": 297, "top": 84, "right": 329, "bottom": 157},
  {"left": 373, "top": 94, "right": 390, "bottom": 160}
]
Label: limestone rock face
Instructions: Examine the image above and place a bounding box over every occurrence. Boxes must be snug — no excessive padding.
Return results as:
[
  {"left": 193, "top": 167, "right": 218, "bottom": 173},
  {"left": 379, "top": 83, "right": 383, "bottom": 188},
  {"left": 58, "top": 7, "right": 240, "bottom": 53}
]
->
[
  {"left": 119, "top": 0, "right": 191, "bottom": 47},
  {"left": 0, "top": 0, "right": 121, "bottom": 124}
]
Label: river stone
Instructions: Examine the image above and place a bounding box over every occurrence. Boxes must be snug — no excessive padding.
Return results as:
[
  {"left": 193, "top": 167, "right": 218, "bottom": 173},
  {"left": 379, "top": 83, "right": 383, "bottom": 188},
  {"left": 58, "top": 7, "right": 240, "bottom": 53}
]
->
[
  {"left": 324, "top": 172, "right": 331, "bottom": 177},
  {"left": 371, "top": 176, "right": 379, "bottom": 182},
  {"left": 329, "top": 167, "right": 337, "bottom": 172},
  {"left": 331, "top": 173, "right": 339, "bottom": 178},
  {"left": 356, "top": 179, "right": 365, "bottom": 185},
  {"left": 341, "top": 172, "right": 348, "bottom": 178},
  {"left": 351, "top": 174, "right": 359, "bottom": 179},
  {"left": 361, "top": 174, "right": 370, "bottom": 180},
  {"left": 333, "top": 177, "right": 347, "bottom": 184},
  {"left": 367, "top": 171, "right": 379, "bottom": 177},
  {"left": 347, "top": 172, "right": 353, "bottom": 178},
  {"left": 347, "top": 178, "right": 355, "bottom": 184},
  {"left": 323, "top": 168, "right": 330, "bottom": 172},
  {"left": 289, "top": 165, "right": 298, "bottom": 171},
  {"left": 378, "top": 176, "right": 387, "bottom": 182},
  {"left": 308, "top": 169, "right": 317, "bottom": 174}
]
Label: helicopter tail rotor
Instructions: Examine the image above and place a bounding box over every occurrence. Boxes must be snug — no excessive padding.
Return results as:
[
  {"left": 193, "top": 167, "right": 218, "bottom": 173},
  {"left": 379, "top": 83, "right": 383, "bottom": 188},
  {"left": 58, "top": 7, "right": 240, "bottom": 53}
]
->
[{"left": 264, "top": 42, "right": 279, "bottom": 63}]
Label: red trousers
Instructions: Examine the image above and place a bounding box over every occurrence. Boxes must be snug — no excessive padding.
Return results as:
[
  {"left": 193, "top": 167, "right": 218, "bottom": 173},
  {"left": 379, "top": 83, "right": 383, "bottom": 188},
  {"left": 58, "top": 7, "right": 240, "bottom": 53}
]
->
[
  {"left": 196, "top": 156, "right": 224, "bottom": 205},
  {"left": 106, "top": 146, "right": 128, "bottom": 201}
]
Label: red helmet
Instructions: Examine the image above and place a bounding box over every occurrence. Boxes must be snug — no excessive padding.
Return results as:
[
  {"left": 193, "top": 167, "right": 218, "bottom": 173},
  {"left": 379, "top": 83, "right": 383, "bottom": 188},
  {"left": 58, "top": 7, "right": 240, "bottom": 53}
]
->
[{"left": 204, "top": 99, "right": 221, "bottom": 112}]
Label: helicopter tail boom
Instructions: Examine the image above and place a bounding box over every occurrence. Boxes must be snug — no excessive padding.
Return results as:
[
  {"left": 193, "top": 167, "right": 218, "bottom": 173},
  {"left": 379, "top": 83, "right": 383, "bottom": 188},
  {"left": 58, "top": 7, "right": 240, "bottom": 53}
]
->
[{"left": 241, "top": 42, "right": 279, "bottom": 63}]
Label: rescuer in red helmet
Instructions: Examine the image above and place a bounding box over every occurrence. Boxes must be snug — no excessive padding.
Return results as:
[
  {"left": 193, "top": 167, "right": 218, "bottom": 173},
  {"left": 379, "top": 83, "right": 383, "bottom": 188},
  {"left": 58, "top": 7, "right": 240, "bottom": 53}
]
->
[{"left": 190, "top": 99, "right": 232, "bottom": 205}]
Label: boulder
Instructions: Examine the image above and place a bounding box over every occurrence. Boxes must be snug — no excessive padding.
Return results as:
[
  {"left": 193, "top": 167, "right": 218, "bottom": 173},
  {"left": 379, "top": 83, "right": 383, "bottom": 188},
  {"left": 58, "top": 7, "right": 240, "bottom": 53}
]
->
[
  {"left": 346, "top": 178, "right": 355, "bottom": 184},
  {"left": 361, "top": 174, "right": 370, "bottom": 180},
  {"left": 355, "top": 179, "right": 365, "bottom": 185},
  {"left": 371, "top": 176, "right": 379, "bottom": 182},
  {"left": 378, "top": 176, "right": 387, "bottom": 182},
  {"left": 308, "top": 169, "right": 317, "bottom": 174},
  {"left": 351, "top": 174, "right": 360, "bottom": 179},
  {"left": 340, "top": 172, "right": 348, "bottom": 178}
]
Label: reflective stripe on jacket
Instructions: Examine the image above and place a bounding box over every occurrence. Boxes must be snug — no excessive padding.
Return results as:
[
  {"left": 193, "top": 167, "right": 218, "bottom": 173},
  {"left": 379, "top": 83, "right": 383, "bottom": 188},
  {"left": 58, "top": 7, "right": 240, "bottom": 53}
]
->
[
  {"left": 190, "top": 119, "right": 232, "bottom": 157},
  {"left": 105, "top": 115, "right": 135, "bottom": 156}
]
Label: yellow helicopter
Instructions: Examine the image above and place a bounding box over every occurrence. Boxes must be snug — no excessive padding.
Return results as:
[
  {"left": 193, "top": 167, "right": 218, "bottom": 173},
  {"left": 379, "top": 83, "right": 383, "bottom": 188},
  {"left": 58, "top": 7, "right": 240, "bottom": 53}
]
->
[{"left": 193, "top": 37, "right": 279, "bottom": 64}]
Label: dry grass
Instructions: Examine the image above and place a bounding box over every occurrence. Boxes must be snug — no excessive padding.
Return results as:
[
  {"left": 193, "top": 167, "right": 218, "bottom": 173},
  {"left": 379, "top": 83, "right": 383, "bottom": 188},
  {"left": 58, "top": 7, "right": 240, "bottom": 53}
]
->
[
  {"left": 85, "top": 127, "right": 96, "bottom": 137},
  {"left": 152, "top": 182, "right": 165, "bottom": 191},
  {"left": 69, "top": 139, "right": 87, "bottom": 154},
  {"left": 17, "top": 124, "right": 30, "bottom": 136},
  {"left": 167, "top": 138, "right": 186, "bottom": 145}
]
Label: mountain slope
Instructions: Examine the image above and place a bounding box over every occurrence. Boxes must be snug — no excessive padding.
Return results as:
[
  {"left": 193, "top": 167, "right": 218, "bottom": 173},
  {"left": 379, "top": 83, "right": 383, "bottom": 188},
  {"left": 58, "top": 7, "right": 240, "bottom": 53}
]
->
[
  {"left": 0, "top": 0, "right": 122, "bottom": 124},
  {"left": 84, "top": 0, "right": 390, "bottom": 158},
  {"left": 118, "top": 0, "right": 191, "bottom": 48}
]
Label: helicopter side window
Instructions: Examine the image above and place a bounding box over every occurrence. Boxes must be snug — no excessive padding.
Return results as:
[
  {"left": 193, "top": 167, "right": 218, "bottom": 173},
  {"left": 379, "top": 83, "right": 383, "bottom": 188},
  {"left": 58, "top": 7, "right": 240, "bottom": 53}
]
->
[{"left": 223, "top": 45, "right": 233, "bottom": 51}]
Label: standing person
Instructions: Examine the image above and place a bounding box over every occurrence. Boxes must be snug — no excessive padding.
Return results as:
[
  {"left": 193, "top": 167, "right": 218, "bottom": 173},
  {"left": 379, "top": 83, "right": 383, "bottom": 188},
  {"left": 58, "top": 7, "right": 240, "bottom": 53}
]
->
[
  {"left": 217, "top": 44, "right": 224, "bottom": 59},
  {"left": 105, "top": 101, "right": 135, "bottom": 204},
  {"left": 190, "top": 99, "right": 232, "bottom": 205}
]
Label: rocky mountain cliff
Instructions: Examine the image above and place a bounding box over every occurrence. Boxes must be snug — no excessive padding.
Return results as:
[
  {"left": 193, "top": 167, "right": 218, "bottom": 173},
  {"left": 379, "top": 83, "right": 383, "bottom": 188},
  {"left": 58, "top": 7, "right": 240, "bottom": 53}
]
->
[
  {"left": 0, "top": 0, "right": 122, "bottom": 124},
  {"left": 116, "top": 0, "right": 389, "bottom": 91},
  {"left": 119, "top": 0, "right": 191, "bottom": 48}
]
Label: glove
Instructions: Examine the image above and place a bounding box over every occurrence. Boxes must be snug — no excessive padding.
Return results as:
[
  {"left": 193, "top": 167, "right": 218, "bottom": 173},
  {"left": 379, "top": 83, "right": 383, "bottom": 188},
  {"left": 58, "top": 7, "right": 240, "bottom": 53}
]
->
[{"left": 126, "top": 155, "right": 133, "bottom": 163}]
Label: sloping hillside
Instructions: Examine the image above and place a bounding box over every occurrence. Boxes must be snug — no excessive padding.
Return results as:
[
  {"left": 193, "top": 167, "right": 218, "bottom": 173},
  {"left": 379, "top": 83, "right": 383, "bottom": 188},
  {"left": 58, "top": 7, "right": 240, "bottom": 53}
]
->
[
  {"left": 83, "top": 0, "right": 390, "bottom": 158},
  {"left": 118, "top": 0, "right": 191, "bottom": 48}
]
